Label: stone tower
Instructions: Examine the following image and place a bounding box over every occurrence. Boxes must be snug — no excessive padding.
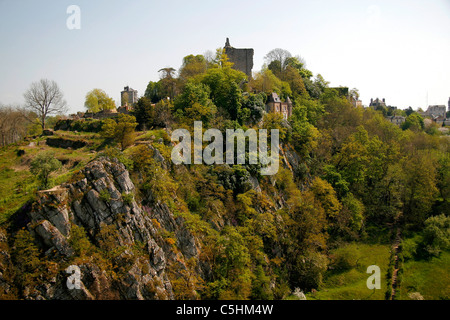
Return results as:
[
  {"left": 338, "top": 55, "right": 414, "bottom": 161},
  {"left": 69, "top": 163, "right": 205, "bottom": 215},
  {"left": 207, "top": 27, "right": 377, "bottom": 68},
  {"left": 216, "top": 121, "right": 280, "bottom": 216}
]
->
[{"left": 224, "top": 38, "right": 254, "bottom": 79}]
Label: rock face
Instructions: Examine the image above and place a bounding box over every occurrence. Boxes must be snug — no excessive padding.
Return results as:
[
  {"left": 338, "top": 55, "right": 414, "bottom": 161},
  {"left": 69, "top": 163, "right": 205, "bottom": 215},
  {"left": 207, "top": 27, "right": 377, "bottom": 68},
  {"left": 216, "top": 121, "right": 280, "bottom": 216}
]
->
[{"left": 24, "top": 157, "right": 200, "bottom": 300}]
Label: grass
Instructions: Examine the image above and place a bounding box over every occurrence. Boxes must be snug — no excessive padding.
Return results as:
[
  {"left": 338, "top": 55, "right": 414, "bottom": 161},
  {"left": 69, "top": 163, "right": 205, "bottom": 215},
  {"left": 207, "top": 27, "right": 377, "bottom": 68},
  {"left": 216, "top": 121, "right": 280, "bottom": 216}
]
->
[
  {"left": 0, "top": 132, "right": 98, "bottom": 225},
  {"left": 305, "top": 243, "right": 391, "bottom": 300},
  {"left": 398, "top": 251, "right": 450, "bottom": 300}
]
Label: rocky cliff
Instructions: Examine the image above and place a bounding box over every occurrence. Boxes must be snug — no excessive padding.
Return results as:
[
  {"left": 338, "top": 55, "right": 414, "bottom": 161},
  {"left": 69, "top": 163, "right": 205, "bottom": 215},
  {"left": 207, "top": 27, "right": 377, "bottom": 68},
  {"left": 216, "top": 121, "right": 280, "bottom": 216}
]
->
[{"left": 5, "top": 157, "right": 203, "bottom": 300}]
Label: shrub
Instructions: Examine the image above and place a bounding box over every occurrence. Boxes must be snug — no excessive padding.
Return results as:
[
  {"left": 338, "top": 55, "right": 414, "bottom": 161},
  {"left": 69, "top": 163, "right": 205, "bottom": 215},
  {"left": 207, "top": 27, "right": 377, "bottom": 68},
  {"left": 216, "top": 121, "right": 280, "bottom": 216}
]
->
[{"left": 30, "top": 151, "right": 62, "bottom": 189}]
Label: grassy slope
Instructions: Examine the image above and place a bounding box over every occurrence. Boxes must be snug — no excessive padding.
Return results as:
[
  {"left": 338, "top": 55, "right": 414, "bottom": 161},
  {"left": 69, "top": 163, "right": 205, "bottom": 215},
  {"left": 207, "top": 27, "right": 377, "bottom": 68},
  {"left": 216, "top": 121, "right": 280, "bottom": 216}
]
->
[
  {"left": 306, "top": 243, "right": 391, "bottom": 300},
  {"left": 398, "top": 251, "right": 450, "bottom": 300},
  {"left": 0, "top": 131, "right": 100, "bottom": 224}
]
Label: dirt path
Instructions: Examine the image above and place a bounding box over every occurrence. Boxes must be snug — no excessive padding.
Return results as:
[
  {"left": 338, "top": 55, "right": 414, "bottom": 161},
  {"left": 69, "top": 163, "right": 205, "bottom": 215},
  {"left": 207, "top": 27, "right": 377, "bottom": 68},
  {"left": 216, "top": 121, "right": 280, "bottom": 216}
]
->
[{"left": 390, "top": 227, "right": 402, "bottom": 299}]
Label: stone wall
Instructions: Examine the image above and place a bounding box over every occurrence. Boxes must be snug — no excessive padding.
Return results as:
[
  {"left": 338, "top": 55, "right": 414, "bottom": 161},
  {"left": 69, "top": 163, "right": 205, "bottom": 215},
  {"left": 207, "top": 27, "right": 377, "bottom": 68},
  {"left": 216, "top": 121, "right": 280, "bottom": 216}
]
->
[{"left": 224, "top": 38, "right": 253, "bottom": 79}]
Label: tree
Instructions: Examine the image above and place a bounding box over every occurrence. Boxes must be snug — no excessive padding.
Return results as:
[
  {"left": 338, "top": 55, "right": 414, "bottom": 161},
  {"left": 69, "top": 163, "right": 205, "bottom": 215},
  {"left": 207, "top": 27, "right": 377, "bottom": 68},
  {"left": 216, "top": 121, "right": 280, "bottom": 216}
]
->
[
  {"left": 23, "top": 79, "right": 67, "bottom": 130},
  {"left": 132, "top": 97, "right": 154, "bottom": 130},
  {"left": 264, "top": 48, "right": 292, "bottom": 74},
  {"left": 0, "top": 105, "right": 33, "bottom": 146},
  {"left": 30, "top": 151, "right": 62, "bottom": 189},
  {"left": 174, "top": 80, "right": 217, "bottom": 125},
  {"left": 101, "top": 114, "right": 138, "bottom": 150},
  {"left": 158, "top": 67, "right": 178, "bottom": 100},
  {"left": 249, "top": 68, "right": 283, "bottom": 95},
  {"left": 178, "top": 54, "right": 207, "bottom": 82},
  {"left": 402, "top": 113, "right": 424, "bottom": 131},
  {"left": 85, "top": 88, "right": 116, "bottom": 112},
  {"left": 144, "top": 81, "right": 162, "bottom": 103}
]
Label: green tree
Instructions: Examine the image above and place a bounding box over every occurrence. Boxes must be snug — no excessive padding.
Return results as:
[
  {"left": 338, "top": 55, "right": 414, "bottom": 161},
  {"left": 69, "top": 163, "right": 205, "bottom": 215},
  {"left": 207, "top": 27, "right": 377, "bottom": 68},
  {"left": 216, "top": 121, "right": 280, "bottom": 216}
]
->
[
  {"left": 174, "top": 80, "right": 217, "bottom": 125},
  {"left": 84, "top": 88, "right": 116, "bottom": 112},
  {"left": 178, "top": 54, "right": 207, "bottom": 82},
  {"left": 101, "top": 113, "right": 138, "bottom": 150},
  {"left": 402, "top": 112, "right": 424, "bottom": 131},
  {"left": 132, "top": 96, "right": 154, "bottom": 130},
  {"left": 200, "top": 50, "right": 246, "bottom": 119},
  {"left": 420, "top": 214, "right": 450, "bottom": 257},
  {"left": 30, "top": 151, "right": 62, "bottom": 189},
  {"left": 144, "top": 81, "right": 162, "bottom": 103}
]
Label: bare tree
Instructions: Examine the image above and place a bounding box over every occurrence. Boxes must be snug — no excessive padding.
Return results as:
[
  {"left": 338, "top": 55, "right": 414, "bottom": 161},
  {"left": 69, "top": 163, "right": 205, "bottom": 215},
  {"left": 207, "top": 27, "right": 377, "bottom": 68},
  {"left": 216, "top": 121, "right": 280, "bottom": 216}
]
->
[
  {"left": 23, "top": 79, "right": 67, "bottom": 130},
  {"left": 264, "top": 48, "right": 292, "bottom": 73},
  {"left": 0, "top": 104, "right": 33, "bottom": 146}
]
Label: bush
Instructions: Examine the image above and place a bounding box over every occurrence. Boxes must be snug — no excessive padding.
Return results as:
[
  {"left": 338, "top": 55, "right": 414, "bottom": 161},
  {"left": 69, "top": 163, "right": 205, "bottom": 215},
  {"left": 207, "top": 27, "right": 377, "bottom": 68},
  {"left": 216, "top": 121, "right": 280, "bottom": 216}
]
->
[{"left": 30, "top": 151, "right": 62, "bottom": 189}]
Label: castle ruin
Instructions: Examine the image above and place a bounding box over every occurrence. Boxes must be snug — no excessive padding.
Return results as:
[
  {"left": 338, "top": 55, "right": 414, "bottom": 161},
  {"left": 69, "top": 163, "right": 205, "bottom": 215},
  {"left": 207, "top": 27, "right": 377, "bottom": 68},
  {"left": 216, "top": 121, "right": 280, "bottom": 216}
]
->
[{"left": 224, "top": 38, "right": 254, "bottom": 79}]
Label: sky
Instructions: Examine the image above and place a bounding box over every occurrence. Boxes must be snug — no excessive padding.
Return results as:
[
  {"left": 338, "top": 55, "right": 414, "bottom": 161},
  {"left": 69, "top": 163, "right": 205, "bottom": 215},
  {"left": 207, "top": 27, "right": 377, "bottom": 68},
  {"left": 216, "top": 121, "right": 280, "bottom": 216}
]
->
[{"left": 0, "top": 0, "right": 449, "bottom": 115}]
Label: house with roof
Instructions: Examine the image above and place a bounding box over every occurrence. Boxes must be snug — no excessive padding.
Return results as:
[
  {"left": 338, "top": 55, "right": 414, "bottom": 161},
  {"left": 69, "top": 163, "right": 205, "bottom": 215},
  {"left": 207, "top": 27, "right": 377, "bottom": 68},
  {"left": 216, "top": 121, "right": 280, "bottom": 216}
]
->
[{"left": 265, "top": 92, "right": 293, "bottom": 120}]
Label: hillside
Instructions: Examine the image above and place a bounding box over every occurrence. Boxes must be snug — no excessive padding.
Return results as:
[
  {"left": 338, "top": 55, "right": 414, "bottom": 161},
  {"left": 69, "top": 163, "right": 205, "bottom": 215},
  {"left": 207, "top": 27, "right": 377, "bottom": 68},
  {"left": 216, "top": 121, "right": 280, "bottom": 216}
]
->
[{"left": 0, "top": 49, "right": 449, "bottom": 301}]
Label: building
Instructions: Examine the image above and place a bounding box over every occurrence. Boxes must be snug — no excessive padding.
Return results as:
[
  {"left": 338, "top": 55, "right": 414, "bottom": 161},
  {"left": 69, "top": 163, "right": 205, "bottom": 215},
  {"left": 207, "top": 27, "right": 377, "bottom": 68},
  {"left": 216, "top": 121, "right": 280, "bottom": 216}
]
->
[
  {"left": 370, "top": 98, "right": 386, "bottom": 109},
  {"left": 121, "top": 86, "right": 138, "bottom": 106},
  {"left": 224, "top": 38, "right": 254, "bottom": 79},
  {"left": 387, "top": 115, "right": 406, "bottom": 126},
  {"left": 423, "top": 105, "right": 447, "bottom": 118},
  {"left": 265, "top": 92, "right": 292, "bottom": 120}
]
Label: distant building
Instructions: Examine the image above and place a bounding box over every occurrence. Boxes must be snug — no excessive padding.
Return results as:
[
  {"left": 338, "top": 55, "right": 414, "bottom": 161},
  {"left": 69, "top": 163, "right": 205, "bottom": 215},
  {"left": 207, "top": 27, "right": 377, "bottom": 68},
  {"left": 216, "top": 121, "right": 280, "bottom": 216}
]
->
[
  {"left": 423, "top": 105, "right": 447, "bottom": 118},
  {"left": 370, "top": 98, "right": 386, "bottom": 108},
  {"left": 224, "top": 38, "right": 254, "bottom": 79},
  {"left": 121, "top": 86, "right": 138, "bottom": 106},
  {"left": 266, "top": 92, "right": 292, "bottom": 120},
  {"left": 387, "top": 115, "right": 406, "bottom": 126}
]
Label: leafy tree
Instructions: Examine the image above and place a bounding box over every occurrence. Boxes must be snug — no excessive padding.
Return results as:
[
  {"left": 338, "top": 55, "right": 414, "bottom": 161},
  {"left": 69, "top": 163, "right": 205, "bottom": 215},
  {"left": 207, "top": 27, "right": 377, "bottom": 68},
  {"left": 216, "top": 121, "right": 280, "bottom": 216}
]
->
[
  {"left": 280, "top": 65, "right": 308, "bottom": 97},
  {"left": 400, "top": 151, "right": 438, "bottom": 227},
  {"left": 250, "top": 68, "right": 283, "bottom": 95},
  {"left": 420, "top": 214, "right": 450, "bottom": 257},
  {"left": 84, "top": 88, "right": 116, "bottom": 112},
  {"left": 132, "top": 96, "right": 154, "bottom": 130},
  {"left": 239, "top": 93, "right": 265, "bottom": 125},
  {"left": 402, "top": 112, "right": 424, "bottom": 131},
  {"left": 144, "top": 81, "right": 162, "bottom": 103},
  {"left": 174, "top": 80, "right": 216, "bottom": 125},
  {"left": 178, "top": 54, "right": 207, "bottom": 82},
  {"left": 30, "top": 151, "right": 62, "bottom": 189},
  {"left": 201, "top": 66, "right": 245, "bottom": 120},
  {"left": 101, "top": 113, "right": 138, "bottom": 150},
  {"left": 262, "top": 112, "right": 287, "bottom": 140},
  {"left": 23, "top": 79, "right": 67, "bottom": 130}
]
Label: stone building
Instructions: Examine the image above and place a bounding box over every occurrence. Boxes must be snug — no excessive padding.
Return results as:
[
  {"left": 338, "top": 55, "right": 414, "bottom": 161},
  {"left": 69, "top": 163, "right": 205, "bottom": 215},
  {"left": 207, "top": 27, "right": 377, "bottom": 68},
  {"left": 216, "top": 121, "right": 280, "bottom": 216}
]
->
[
  {"left": 266, "top": 92, "right": 292, "bottom": 120},
  {"left": 387, "top": 115, "right": 406, "bottom": 126},
  {"left": 224, "top": 38, "right": 254, "bottom": 79},
  {"left": 370, "top": 98, "right": 386, "bottom": 108},
  {"left": 121, "top": 86, "right": 138, "bottom": 106},
  {"left": 423, "top": 104, "right": 446, "bottom": 118}
]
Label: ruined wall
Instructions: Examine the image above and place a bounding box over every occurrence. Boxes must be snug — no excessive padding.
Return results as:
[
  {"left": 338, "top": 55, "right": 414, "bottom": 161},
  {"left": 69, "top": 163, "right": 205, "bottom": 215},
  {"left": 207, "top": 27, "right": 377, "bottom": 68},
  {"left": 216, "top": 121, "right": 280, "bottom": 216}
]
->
[{"left": 224, "top": 38, "right": 254, "bottom": 79}]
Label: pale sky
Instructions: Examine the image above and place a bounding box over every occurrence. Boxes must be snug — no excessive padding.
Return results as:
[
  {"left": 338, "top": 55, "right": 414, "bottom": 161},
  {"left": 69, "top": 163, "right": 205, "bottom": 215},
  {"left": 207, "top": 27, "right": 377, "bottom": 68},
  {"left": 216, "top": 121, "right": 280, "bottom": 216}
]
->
[{"left": 0, "top": 0, "right": 449, "bottom": 114}]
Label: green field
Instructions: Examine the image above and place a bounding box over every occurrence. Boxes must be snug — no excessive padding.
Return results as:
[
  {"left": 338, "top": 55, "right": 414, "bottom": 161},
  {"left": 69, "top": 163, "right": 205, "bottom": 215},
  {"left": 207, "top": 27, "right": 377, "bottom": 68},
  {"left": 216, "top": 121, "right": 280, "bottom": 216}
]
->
[
  {"left": 398, "top": 251, "right": 450, "bottom": 300},
  {"left": 306, "top": 243, "right": 391, "bottom": 300}
]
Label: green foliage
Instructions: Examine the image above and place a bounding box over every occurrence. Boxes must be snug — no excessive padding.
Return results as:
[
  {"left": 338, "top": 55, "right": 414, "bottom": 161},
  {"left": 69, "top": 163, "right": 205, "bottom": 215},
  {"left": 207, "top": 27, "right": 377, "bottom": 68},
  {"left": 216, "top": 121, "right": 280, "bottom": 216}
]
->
[
  {"left": 68, "top": 224, "right": 93, "bottom": 257},
  {"left": 85, "top": 88, "right": 116, "bottom": 112},
  {"left": 97, "top": 146, "right": 133, "bottom": 170},
  {"left": 132, "top": 97, "right": 154, "bottom": 131},
  {"left": 402, "top": 112, "right": 424, "bottom": 131},
  {"left": 174, "top": 80, "right": 217, "bottom": 125},
  {"left": 30, "top": 151, "right": 62, "bottom": 189},
  {"left": 101, "top": 113, "right": 138, "bottom": 150},
  {"left": 420, "top": 214, "right": 450, "bottom": 257}
]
